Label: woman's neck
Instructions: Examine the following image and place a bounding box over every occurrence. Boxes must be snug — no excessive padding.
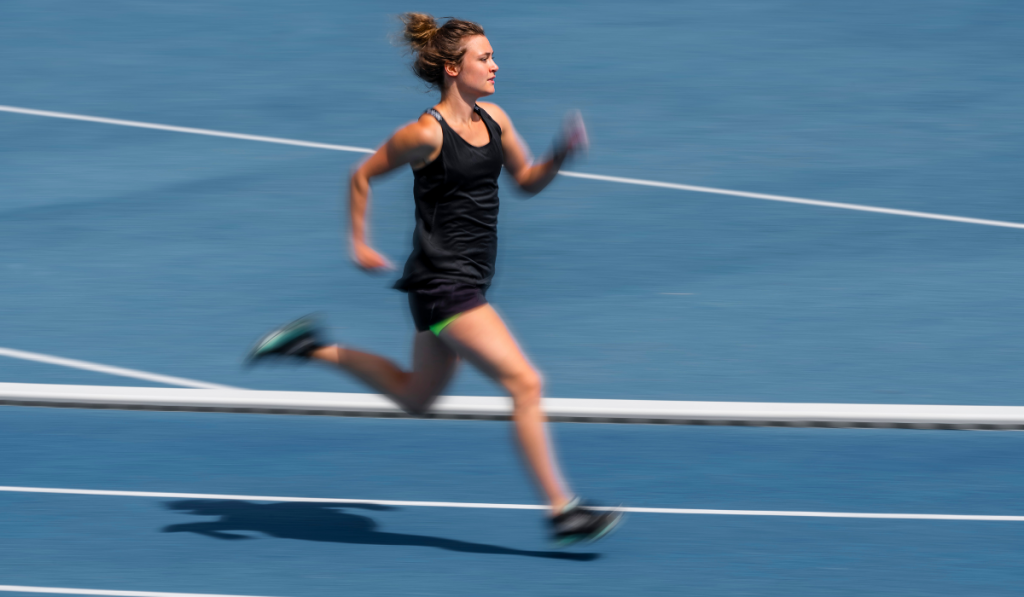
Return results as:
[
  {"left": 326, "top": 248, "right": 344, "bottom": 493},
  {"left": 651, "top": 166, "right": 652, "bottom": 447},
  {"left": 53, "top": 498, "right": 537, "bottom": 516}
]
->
[{"left": 437, "top": 87, "right": 482, "bottom": 124}]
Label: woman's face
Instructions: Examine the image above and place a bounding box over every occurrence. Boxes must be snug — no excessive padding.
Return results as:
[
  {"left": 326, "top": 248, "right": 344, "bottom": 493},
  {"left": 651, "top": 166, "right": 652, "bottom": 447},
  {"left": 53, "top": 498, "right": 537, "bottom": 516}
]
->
[{"left": 448, "top": 35, "right": 498, "bottom": 97}]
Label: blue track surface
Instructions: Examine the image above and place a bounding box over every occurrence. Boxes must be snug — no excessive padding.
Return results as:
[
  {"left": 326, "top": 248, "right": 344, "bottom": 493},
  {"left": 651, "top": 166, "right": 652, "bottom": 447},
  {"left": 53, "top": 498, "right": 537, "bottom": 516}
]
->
[
  {"left": 3, "top": 406, "right": 1024, "bottom": 596},
  {"left": 2, "top": 1, "right": 1023, "bottom": 594}
]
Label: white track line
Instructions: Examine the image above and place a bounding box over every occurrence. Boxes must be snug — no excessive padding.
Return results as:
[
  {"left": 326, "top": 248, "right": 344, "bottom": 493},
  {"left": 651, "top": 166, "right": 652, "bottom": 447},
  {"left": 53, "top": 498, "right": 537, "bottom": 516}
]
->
[
  {"left": 2, "top": 486, "right": 1022, "bottom": 522},
  {"left": 6, "top": 382, "right": 1024, "bottom": 428},
  {"left": 0, "top": 105, "right": 374, "bottom": 154},
  {"left": 2, "top": 104, "right": 1022, "bottom": 230},
  {"left": 559, "top": 171, "right": 1024, "bottom": 230},
  {"left": 0, "top": 586, "right": 279, "bottom": 597},
  {"left": 0, "top": 348, "right": 236, "bottom": 390}
]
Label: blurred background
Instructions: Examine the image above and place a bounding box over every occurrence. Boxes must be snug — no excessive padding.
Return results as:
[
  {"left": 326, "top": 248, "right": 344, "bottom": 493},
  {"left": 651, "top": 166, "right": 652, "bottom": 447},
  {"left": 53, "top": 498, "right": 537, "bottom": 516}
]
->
[{"left": 2, "top": 0, "right": 1023, "bottom": 403}]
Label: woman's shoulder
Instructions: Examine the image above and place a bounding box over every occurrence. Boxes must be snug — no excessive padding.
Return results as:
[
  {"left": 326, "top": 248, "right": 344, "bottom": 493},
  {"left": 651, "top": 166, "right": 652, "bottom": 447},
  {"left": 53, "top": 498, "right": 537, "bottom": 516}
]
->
[
  {"left": 390, "top": 112, "right": 443, "bottom": 152},
  {"left": 476, "top": 101, "right": 510, "bottom": 133}
]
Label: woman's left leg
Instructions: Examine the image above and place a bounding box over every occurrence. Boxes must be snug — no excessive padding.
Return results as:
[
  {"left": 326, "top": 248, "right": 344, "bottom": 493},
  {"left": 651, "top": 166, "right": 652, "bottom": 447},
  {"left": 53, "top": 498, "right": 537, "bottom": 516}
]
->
[{"left": 310, "top": 331, "right": 459, "bottom": 416}]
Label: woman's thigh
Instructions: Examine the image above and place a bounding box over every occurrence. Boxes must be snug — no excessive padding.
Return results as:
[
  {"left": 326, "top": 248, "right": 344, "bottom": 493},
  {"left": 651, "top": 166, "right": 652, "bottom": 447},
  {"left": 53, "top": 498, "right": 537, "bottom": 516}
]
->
[
  {"left": 438, "top": 304, "right": 538, "bottom": 394},
  {"left": 406, "top": 330, "right": 459, "bottom": 400}
]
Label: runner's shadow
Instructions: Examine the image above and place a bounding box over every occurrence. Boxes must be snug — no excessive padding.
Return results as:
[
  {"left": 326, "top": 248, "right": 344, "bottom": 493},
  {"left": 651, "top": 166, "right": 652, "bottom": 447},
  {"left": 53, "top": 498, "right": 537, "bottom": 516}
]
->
[{"left": 161, "top": 500, "right": 598, "bottom": 561}]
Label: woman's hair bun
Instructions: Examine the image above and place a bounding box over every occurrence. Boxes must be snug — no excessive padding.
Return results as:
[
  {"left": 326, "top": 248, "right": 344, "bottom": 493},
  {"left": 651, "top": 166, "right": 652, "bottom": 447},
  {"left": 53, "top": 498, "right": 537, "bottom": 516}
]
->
[{"left": 400, "top": 12, "right": 438, "bottom": 52}]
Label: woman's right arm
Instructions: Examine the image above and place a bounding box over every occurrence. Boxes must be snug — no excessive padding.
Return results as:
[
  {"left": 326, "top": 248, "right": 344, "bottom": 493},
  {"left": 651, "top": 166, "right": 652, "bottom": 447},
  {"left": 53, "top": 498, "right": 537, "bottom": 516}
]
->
[{"left": 349, "top": 116, "right": 441, "bottom": 271}]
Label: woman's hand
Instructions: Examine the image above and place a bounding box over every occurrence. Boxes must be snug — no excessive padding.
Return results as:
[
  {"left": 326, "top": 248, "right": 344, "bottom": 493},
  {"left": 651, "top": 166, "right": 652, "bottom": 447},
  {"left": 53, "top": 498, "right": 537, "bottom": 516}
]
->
[
  {"left": 352, "top": 241, "right": 395, "bottom": 272},
  {"left": 556, "top": 109, "right": 589, "bottom": 160}
]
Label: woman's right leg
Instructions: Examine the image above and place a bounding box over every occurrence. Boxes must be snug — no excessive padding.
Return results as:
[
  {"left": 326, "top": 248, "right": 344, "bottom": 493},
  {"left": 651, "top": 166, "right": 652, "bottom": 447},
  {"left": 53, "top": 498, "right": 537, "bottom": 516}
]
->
[
  {"left": 310, "top": 331, "right": 458, "bottom": 416},
  {"left": 436, "top": 304, "right": 573, "bottom": 512}
]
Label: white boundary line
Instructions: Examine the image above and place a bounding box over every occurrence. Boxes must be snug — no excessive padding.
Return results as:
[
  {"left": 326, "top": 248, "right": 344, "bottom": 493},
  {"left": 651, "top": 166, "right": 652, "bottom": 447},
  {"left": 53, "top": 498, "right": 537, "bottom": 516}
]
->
[
  {"left": 559, "top": 172, "right": 1024, "bottom": 230},
  {"left": 0, "top": 349, "right": 236, "bottom": 390},
  {"left": 1, "top": 485, "right": 1022, "bottom": 521},
  {"left": 4, "top": 382, "right": 1024, "bottom": 428},
  {"left": 0, "top": 486, "right": 543, "bottom": 511},
  {"left": 0, "top": 105, "right": 375, "bottom": 154},
  {"left": 0, "top": 586, "right": 279, "bottom": 597},
  {"left": 2, "top": 104, "right": 1022, "bottom": 230}
]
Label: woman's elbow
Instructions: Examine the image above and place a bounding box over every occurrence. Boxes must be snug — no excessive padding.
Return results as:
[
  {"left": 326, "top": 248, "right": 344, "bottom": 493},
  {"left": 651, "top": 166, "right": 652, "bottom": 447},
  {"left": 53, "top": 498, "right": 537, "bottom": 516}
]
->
[
  {"left": 517, "top": 184, "right": 542, "bottom": 198},
  {"left": 349, "top": 166, "right": 370, "bottom": 191},
  {"left": 514, "top": 174, "right": 543, "bottom": 197}
]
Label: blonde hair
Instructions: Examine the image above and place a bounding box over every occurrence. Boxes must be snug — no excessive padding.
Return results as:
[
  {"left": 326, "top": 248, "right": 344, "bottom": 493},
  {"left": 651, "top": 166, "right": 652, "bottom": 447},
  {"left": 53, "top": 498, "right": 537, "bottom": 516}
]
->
[{"left": 399, "top": 13, "right": 485, "bottom": 90}]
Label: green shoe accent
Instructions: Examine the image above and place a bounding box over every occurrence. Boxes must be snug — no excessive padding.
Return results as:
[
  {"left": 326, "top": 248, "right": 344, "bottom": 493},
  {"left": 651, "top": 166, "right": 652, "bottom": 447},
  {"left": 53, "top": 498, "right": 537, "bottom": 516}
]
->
[{"left": 586, "top": 513, "right": 622, "bottom": 542}]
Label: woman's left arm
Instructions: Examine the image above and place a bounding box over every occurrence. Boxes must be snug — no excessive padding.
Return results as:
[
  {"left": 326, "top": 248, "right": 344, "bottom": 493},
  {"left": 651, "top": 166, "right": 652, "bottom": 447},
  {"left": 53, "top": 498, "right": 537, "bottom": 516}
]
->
[{"left": 479, "top": 102, "right": 587, "bottom": 196}]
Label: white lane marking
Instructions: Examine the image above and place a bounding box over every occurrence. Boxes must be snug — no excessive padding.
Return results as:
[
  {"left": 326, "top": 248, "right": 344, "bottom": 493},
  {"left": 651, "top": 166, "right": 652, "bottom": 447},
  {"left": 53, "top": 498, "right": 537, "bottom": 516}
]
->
[
  {"left": 0, "top": 486, "right": 546, "bottom": 511},
  {"left": 0, "top": 348, "right": 237, "bottom": 390},
  {"left": 2, "top": 104, "right": 1023, "bottom": 230},
  {"left": 559, "top": 171, "right": 1024, "bottom": 230},
  {"left": 2, "top": 486, "right": 1022, "bottom": 522},
  {"left": 0, "top": 105, "right": 375, "bottom": 154},
  {"left": 8, "top": 383, "right": 1024, "bottom": 427},
  {"left": 0, "top": 586, "right": 280, "bottom": 597}
]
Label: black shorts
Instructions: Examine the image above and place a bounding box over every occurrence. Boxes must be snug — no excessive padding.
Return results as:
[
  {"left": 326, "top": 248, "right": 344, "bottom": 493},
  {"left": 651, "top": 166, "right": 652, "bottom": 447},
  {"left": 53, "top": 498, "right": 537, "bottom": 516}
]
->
[{"left": 407, "top": 280, "right": 487, "bottom": 333}]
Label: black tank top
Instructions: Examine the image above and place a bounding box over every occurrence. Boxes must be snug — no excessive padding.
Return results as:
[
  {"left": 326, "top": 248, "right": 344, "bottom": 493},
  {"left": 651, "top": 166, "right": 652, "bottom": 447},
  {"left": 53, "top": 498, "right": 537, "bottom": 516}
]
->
[{"left": 394, "top": 105, "right": 504, "bottom": 291}]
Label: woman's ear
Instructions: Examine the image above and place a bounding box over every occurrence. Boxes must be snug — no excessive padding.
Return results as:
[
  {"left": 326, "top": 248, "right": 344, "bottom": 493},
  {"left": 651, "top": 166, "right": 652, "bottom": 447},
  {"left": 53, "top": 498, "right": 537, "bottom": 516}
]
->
[{"left": 444, "top": 61, "right": 461, "bottom": 78}]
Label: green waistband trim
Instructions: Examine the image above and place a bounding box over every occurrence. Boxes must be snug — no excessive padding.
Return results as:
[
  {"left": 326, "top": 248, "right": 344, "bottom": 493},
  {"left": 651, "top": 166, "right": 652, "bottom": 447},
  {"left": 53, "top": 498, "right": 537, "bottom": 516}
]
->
[{"left": 429, "top": 313, "right": 462, "bottom": 336}]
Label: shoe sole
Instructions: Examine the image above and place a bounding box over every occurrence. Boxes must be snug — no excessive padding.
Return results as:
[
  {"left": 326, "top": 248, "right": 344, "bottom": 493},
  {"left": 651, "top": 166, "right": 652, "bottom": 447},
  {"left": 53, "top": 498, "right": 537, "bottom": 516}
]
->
[{"left": 551, "top": 511, "right": 624, "bottom": 548}]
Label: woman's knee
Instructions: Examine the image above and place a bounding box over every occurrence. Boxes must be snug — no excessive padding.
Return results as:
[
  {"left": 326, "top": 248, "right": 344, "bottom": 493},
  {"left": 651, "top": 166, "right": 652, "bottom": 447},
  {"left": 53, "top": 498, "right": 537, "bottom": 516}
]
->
[
  {"left": 399, "top": 401, "right": 432, "bottom": 418},
  {"left": 507, "top": 368, "right": 544, "bottom": 406},
  {"left": 397, "top": 363, "right": 457, "bottom": 417},
  {"left": 396, "top": 384, "right": 442, "bottom": 417}
]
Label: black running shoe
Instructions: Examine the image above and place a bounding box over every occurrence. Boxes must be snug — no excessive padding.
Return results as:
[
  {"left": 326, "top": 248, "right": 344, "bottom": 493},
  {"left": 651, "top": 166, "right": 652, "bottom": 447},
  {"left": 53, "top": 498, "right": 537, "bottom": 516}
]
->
[
  {"left": 246, "top": 315, "right": 325, "bottom": 365},
  {"left": 550, "top": 497, "right": 623, "bottom": 547}
]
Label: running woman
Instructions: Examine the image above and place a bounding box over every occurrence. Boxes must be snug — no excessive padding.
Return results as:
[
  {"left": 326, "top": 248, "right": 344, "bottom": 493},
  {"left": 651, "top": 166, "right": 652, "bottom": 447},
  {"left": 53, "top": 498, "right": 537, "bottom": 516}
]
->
[{"left": 247, "top": 13, "right": 621, "bottom": 546}]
